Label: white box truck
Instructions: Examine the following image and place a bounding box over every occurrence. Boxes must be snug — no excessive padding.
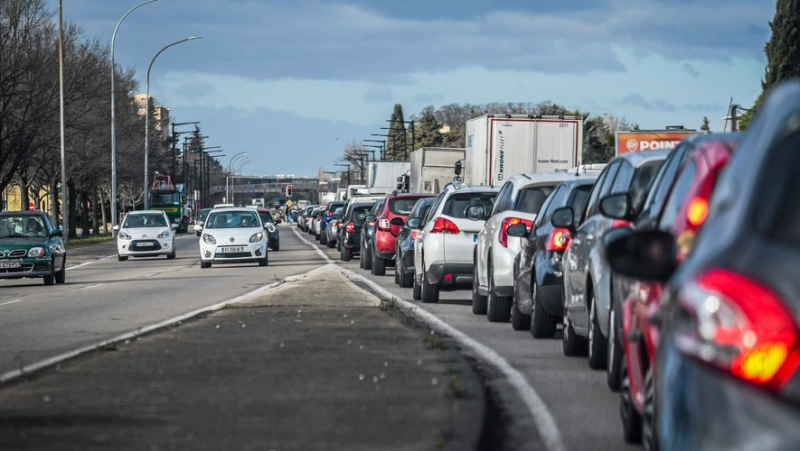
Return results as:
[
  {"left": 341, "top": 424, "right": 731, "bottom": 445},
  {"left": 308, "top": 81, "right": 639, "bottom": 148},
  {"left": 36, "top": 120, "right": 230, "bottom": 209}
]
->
[
  {"left": 367, "top": 162, "right": 410, "bottom": 193},
  {"left": 409, "top": 147, "right": 465, "bottom": 194},
  {"left": 465, "top": 114, "right": 584, "bottom": 187}
]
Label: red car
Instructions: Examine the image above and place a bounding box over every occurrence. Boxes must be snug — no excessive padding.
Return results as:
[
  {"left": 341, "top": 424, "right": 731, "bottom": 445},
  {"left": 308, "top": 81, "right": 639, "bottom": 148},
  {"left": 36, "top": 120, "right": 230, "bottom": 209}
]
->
[
  {"left": 601, "top": 134, "right": 739, "bottom": 447},
  {"left": 367, "top": 193, "right": 434, "bottom": 276}
]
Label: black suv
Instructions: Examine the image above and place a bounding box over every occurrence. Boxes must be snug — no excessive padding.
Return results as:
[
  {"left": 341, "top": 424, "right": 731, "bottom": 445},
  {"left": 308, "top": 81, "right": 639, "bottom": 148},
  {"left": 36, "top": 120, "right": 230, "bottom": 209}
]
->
[{"left": 338, "top": 201, "right": 373, "bottom": 261}]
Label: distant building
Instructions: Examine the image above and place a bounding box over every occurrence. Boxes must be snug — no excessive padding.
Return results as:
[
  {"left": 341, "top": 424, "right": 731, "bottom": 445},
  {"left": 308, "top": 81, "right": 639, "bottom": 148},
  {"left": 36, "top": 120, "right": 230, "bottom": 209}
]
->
[{"left": 134, "top": 93, "right": 171, "bottom": 142}]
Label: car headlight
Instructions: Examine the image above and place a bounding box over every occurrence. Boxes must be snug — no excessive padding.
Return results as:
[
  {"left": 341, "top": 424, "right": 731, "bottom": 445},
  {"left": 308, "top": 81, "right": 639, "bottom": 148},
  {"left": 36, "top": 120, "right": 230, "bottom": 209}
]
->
[
  {"left": 203, "top": 234, "right": 217, "bottom": 244},
  {"left": 28, "top": 247, "right": 45, "bottom": 257},
  {"left": 249, "top": 232, "right": 264, "bottom": 243},
  {"left": 157, "top": 230, "right": 171, "bottom": 239},
  {"left": 118, "top": 231, "right": 132, "bottom": 240}
]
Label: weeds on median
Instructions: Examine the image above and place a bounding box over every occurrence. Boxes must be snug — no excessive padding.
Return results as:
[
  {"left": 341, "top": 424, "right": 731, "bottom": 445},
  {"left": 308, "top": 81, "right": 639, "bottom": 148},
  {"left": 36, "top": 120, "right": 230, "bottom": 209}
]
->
[{"left": 65, "top": 234, "right": 114, "bottom": 249}]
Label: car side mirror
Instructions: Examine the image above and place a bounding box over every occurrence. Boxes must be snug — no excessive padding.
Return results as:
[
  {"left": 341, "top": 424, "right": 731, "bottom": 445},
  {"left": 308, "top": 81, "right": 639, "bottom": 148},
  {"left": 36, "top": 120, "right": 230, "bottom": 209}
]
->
[
  {"left": 599, "top": 193, "right": 632, "bottom": 220},
  {"left": 465, "top": 205, "right": 485, "bottom": 221},
  {"left": 506, "top": 223, "right": 527, "bottom": 237},
  {"left": 171, "top": 224, "right": 179, "bottom": 230},
  {"left": 551, "top": 207, "right": 574, "bottom": 229},
  {"left": 603, "top": 229, "right": 676, "bottom": 282},
  {"left": 193, "top": 224, "right": 202, "bottom": 232},
  {"left": 50, "top": 229, "right": 63, "bottom": 237},
  {"left": 390, "top": 217, "right": 405, "bottom": 226},
  {"left": 112, "top": 225, "right": 120, "bottom": 232},
  {"left": 356, "top": 213, "right": 367, "bottom": 221},
  {"left": 406, "top": 217, "right": 421, "bottom": 229}
]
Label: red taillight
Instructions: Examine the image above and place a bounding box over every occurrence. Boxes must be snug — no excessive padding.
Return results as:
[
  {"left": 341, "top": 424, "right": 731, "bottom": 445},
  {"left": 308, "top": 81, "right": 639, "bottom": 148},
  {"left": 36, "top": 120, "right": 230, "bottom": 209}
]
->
[
  {"left": 378, "top": 218, "right": 391, "bottom": 231},
  {"left": 411, "top": 230, "right": 419, "bottom": 240},
  {"left": 676, "top": 269, "right": 800, "bottom": 391},
  {"left": 686, "top": 197, "right": 708, "bottom": 227},
  {"left": 545, "top": 228, "right": 572, "bottom": 251},
  {"left": 499, "top": 217, "right": 534, "bottom": 247},
  {"left": 346, "top": 222, "right": 355, "bottom": 233},
  {"left": 612, "top": 219, "right": 632, "bottom": 229},
  {"left": 326, "top": 211, "right": 333, "bottom": 217},
  {"left": 430, "top": 217, "right": 460, "bottom": 234},
  {"left": 331, "top": 220, "right": 338, "bottom": 227}
]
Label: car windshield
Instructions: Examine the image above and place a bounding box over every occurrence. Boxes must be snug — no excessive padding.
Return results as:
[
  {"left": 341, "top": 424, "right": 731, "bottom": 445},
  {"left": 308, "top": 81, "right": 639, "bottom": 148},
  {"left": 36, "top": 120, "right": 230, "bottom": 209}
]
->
[
  {"left": 443, "top": 193, "right": 497, "bottom": 218},
  {"left": 206, "top": 211, "right": 260, "bottom": 229},
  {"left": 515, "top": 186, "right": 554, "bottom": 214},
  {"left": 123, "top": 213, "right": 167, "bottom": 228},
  {"left": 0, "top": 216, "right": 46, "bottom": 238}
]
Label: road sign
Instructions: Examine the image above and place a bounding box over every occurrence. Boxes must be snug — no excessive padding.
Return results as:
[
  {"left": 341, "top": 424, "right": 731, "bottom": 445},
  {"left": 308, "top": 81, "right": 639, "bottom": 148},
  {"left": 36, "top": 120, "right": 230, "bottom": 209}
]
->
[{"left": 285, "top": 200, "right": 293, "bottom": 207}]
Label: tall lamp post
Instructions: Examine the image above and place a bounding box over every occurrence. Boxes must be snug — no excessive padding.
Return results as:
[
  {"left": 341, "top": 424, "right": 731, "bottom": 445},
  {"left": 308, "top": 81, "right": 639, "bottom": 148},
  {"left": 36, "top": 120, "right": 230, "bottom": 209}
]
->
[
  {"left": 170, "top": 121, "right": 200, "bottom": 183},
  {"left": 363, "top": 139, "right": 385, "bottom": 160},
  {"left": 335, "top": 163, "right": 351, "bottom": 188},
  {"left": 227, "top": 152, "right": 249, "bottom": 204},
  {"left": 111, "top": 0, "right": 157, "bottom": 235},
  {"left": 57, "top": 0, "right": 67, "bottom": 240},
  {"left": 144, "top": 36, "right": 202, "bottom": 209}
]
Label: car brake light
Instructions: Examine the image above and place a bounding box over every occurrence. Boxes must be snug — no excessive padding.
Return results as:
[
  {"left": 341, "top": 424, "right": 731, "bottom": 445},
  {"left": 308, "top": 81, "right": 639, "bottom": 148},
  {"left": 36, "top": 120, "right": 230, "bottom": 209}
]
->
[
  {"left": 676, "top": 269, "right": 800, "bottom": 391},
  {"left": 430, "top": 217, "right": 459, "bottom": 234},
  {"left": 686, "top": 197, "right": 708, "bottom": 227},
  {"left": 326, "top": 211, "right": 333, "bottom": 217},
  {"left": 378, "top": 219, "right": 391, "bottom": 231},
  {"left": 545, "top": 228, "right": 572, "bottom": 251},
  {"left": 499, "top": 217, "right": 534, "bottom": 247},
  {"left": 612, "top": 219, "right": 632, "bottom": 228},
  {"left": 346, "top": 222, "right": 355, "bottom": 233},
  {"left": 411, "top": 230, "right": 419, "bottom": 240}
]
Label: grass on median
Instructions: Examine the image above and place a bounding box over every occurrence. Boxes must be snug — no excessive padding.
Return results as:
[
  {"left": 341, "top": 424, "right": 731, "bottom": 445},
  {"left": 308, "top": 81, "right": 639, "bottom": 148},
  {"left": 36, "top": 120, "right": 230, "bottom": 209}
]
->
[{"left": 66, "top": 234, "right": 114, "bottom": 249}]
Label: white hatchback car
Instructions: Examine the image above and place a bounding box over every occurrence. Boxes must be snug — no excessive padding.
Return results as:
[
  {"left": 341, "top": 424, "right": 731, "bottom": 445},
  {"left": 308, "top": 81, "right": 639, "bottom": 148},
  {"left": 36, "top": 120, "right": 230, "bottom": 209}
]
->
[
  {"left": 412, "top": 183, "right": 499, "bottom": 303},
  {"left": 474, "top": 172, "right": 582, "bottom": 321},
  {"left": 115, "top": 210, "right": 176, "bottom": 261},
  {"left": 198, "top": 208, "right": 268, "bottom": 268}
]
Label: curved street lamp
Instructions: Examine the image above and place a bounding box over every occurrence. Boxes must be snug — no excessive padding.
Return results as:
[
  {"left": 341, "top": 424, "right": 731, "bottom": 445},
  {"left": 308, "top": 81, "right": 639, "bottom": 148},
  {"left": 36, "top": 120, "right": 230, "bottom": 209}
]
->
[
  {"left": 111, "top": 0, "right": 157, "bottom": 234},
  {"left": 144, "top": 36, "right": 202, "bottom": 208}
]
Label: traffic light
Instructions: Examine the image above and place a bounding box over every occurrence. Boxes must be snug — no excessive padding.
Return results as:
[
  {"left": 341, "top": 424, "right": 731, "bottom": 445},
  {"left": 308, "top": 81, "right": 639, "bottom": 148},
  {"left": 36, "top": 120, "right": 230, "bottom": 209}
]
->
[{"left": 286, "top": 184, "right": 293, "bottom": 197}]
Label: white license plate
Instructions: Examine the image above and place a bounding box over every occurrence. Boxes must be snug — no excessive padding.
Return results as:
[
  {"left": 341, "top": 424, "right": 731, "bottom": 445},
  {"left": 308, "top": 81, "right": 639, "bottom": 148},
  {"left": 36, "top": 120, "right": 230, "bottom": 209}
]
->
[
  {"left": 137, "top": 241, "right": 156, "bottom": 246},
  {"left": 220, "top": 246, "right": 246, "bottom": 253},
  {"left": 0, "top": 261, "right": 21, "bottom": 269}
]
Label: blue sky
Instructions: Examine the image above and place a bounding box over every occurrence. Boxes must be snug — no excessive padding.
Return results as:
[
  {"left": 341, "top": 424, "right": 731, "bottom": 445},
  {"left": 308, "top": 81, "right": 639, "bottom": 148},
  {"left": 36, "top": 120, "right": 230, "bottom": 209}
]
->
[{"left": 54, "top": 0, "right": 773, "bottom": 177}]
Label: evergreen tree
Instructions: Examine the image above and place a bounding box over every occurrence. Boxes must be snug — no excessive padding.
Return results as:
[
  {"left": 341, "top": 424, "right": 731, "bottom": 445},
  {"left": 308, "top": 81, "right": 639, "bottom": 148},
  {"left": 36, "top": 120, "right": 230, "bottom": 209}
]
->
[
  {"left": 741, "top": 0, "right": 800, "bottom": 128},
  {"left": 700, "top": 116, "right": 711, "bottom": 132},
  {"left": 413, "top": 107, "right": 444, "bottom": 148},
  {"left": 385, "top": 104, "right": 406, "bottom": 161}
]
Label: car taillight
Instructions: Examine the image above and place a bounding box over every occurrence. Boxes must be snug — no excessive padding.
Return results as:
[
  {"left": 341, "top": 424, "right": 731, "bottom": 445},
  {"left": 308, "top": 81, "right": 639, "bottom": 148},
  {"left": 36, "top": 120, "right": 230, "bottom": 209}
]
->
[
  {"left": 430, "top": 217, "right": 460, "bottom": 234},
  {"left": 378, "top": 219, "right": 391, "bottom": 231},
  {"left": 346, "top": 222, "right": 356, "bottom": 233},
  {"left": 612, "top": 219, "right": 632, "bottom": 229},
  {"left": 326, "top": 211, "right": 333, "bottom": 217},
  {"left": 676, "top": 269, "right": 800, "bottom": 391},
  {"left": 331, "top": 220, "right": 338, "bottom": 227},
  {"left": 686, "top": 197, "right": 708, "bottom": 227},
  {"left": 545, "top": 228, "right": 572, "bottom": 251},
  {"left": 411, "top": 230, "right": 419, "bottom": 240},
  {"left": 498, "top": 217, "right": 534, "bottom": 247}
]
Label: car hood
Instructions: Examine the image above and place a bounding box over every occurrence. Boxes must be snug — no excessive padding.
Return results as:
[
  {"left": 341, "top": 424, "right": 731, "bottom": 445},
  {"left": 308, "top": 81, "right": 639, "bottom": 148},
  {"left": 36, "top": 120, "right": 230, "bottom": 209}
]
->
[
  {"left": 121, "top": 227, "right": 170, "bottom": 239},
  {"left": 0, "top": 237, "right": 52, "bottom": 249}
]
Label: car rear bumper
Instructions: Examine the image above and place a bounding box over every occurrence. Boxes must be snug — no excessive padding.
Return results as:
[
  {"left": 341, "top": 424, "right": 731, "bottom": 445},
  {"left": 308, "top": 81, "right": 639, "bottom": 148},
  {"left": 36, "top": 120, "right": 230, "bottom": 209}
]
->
[{"left": 426, "top": 262, "right": 474, "bottom": 286}]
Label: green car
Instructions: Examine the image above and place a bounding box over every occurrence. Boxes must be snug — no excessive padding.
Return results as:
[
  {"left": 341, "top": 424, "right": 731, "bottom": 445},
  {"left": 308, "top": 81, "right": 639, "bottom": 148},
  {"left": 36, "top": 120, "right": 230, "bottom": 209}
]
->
[{"left": 0, "top": 211, "right": 67, "bottom": 285}]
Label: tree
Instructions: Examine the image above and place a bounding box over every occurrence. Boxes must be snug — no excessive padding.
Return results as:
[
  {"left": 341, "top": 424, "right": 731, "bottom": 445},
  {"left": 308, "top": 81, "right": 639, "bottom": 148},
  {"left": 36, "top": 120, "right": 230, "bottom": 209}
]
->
[
  {"left": 700, "top": 116, "right": 711, "bottom": 132},
  {"left": 741, "top": 0, "right": 800, "bottom": 129},
  {"left": 385, "top": 104, "right": 406, "bottom": 161}
]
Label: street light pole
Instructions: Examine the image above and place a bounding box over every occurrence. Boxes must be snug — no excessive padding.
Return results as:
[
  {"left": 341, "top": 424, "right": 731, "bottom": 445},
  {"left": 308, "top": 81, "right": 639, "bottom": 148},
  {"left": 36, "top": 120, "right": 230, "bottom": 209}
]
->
[
  {"left": 111, "top": 0, "right": 157, "bottom": 235},
  {"left": 58, "top": 0, "right": 68, "bottom": 241},
  {"left": 144, "top": 36, "right": 202, "bottom": 209}
]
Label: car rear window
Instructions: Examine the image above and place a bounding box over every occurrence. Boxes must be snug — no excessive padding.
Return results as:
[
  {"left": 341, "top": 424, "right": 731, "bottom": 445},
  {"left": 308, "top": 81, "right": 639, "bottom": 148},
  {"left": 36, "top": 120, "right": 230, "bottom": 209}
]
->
[
  {"left": 390, "top": 198, "right": 422, "bottom": 215},
  {"left": 327, "top": 202, "right": 345, "bottom": 212},
  {"left": 515, "top": 186, "right": 554, "bottom": 214},
  {"left": 443, "top": 193, "right": 497, "bottom": 219}
]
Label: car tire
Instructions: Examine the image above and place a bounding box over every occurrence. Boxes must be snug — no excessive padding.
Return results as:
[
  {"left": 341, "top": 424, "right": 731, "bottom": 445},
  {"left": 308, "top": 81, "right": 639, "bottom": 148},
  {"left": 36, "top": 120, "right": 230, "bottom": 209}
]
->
[
  {"left": 272, "top": 241, "right": 280, "bottom": 252},
  {"left": 563, "top": 307, "right": 588, "bottom": 356},
  {"left": 336, "top": 238, "right": 342, "bottom": 252},
  {"left": 531, "top": 280, "right": 557, "bottom": 338},
  {"left": 320, "top": 232, "right": 327, "bottom": 246},
  {"left": 55, "top": 262, "right": 66, "bottom": 284},
  {"left": 620, "top": 356, "right": 643, "bottom": 443},
  {"left": 259, "top": 256, "right": 268, "bottom": 267},
  {"left": 362, "top": 244, "right": 372, "bottom": 270},
  {"left": 588, "top": 293, "right": 608, "bottom": 369},
  {"left": 412, "top": 274, "right": 422, "bottom": 300},
  {"left": 398, "top": 256, "right": 413, "bottom": 288},
  {"left": 341, "top": 245, "right": 352, "bottom": 262},
  {"left": 200, "top": 261, "right": 211, "bottom": 269},
  {"left": 420, "top": 271, "right": 439, "bottom": 304},
  {"left": 372, "top": 252, "right": 386, "bottom": 276},
  {"left": 167, "top": 248, "right": 176, "bottom": 260},
  {"left": 471, "top": 264, "right": 488, "bottom": 315},
  {"left": 487, "top": 263, "right": 512, "bottom": 323},
  {"left": 643, "top": 367, "right": 659, "bottom": 451},
  {"left": 326, "top": 237, "right": 335, "bottom": 249},
  {"left": 394, "top": 262, "right": 400, "bottom": 285},
  {"left": 607, "top": 308, "right": 623, "bottom": 391},
  {"left": 196, "top": 232, "right": 201, "bottom": 237},
  {"left": 118, "top": 255, "right": 128, "bottom": 262},
  {"left": 511, "top": 283, "right": 531, "bottom": 331}
]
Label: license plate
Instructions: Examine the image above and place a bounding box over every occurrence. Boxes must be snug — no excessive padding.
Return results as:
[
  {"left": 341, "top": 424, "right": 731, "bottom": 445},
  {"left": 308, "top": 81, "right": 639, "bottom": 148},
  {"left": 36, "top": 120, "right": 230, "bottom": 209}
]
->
[
  {"left": 473, "top": 234, "right": 478, "bottom": 243},
  {"left": 0, "top": 261, "right": 21, "bottom": 269},
  {"left": 137, "top": 241, "right": 156, "bottom": 247},
  {"left": 220, "top": 246, "right": 246, "bottom": 253}
]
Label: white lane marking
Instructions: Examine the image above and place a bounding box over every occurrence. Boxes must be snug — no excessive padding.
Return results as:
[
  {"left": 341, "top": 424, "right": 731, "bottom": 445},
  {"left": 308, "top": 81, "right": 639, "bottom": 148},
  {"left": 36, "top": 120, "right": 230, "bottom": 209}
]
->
[
  {"left": 66, "top": 262, "right": 92, "bottom": 271},
  {"left": 84, "top": 284, "right": 104, "bottom": 290},
  {"left": 291, "top": 227, "right": 333, "bottom": 263},
  {"left": 143, "top": 273, "right": 155, "bottom": 278},
  {"left": 298, "top": 227, "right": 566, "bottom": 451},
  {"left": 101, "top": 255, "right": 116, "bottom": 260},
  {"left": 0, "top": 241, "right": 332, "bottom": 385},
  {"left": 0, "top": 299, "right": 22, "bottom": 307}
]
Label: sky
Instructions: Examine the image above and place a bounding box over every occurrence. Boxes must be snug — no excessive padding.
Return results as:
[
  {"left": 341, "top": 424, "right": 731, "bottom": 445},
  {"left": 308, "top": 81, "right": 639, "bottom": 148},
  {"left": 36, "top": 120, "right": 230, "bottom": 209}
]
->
[{"left": 52, "top": 0, "right": 774, "bottom": 177}]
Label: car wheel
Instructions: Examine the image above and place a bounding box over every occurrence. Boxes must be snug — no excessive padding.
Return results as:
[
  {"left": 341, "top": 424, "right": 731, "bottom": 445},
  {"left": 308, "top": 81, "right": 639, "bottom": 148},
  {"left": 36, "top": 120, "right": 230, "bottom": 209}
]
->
[
  {"left": 562, "top": 305, "right": 588, "bottom": 356},
  {"left": 511, "top": 282, "right": 531, "bottom": 331},
  {"left": 372, "top": 252, "right": 386, "bottom": 276},
  {"left": 196, "top": 232, "right": 201, "bottom": 237},
  {"left": 420, "top": 271, "right": 439, "bottom": 304},
  {"left": 167, "top": 248, "right": 176, "bottom": 260},
  {"left": 118, "top": 255, "right": 128, "bottom": 262},
  {"left": 320, "top": 232, "right": 327, "bottom": 246},
  {"left": 588, "top": 293, "right": 608, "bottom": 369},
  {"left": 362, "top": 244, "right": 372, "bottom": 270},
  {"left": 341, "top": 245, "right": 352, "bottom": 262},
  {"left": 259, "top": 256, "right": 268, "bottom": 267},
  {"left": 200, "top": 261, "right": 211, "bottom": 269},
  {"left": 55, "top": 262, "right": 66, "bottom": 284},
  {"left": 412, "top": 273, "right": 422, "bottom": 300},
  {"left": 607, "top": 308, "right": 623, "bottom": 391},
  {"left": 394, "top": 258, "right": 400, "bottom": 285},
  {"left": 336, "top": 238, "right": 342, "bottom": 252},
  {"left": 471, "top": 263, "right": 488, "bottom": 315},
  {"left": 620, "top": 356, "right": 643, "bottom": 443},
  {"left": 486, "top": 262, "right": 511, "bottom": 322},
  {"left": 643, "top": 367, "right": 659, "bottom": 451},
  {"left": 272, "top": 241, "right": 280, "bottom": 251},
  {"left": 326, "top": 237, "right": 335, "bottom": 248},
  {"left": 530, "top": 280, "right": 557, "bottom": 338}
]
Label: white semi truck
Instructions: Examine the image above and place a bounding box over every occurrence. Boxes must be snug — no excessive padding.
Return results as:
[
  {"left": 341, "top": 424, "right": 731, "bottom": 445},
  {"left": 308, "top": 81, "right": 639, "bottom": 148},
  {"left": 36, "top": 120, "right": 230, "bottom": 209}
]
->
[
  {"left": 409, "top": 147, "right": 465, "bottom": 194},
  {"left": 366, "top": 162, "right": 409, "bottom": 193},
  {"left": 465, "top": 114, "right": 584, "bottom": 187}
]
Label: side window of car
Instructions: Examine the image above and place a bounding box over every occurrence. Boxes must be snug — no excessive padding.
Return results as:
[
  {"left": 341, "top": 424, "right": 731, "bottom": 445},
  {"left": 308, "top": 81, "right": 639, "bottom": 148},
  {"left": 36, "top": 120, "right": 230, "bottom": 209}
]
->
[
  {"left": 643, "top": 145, "right": 688, "bottom": 219},
  {"left": 583, "top": 163, "right": 613, "bottom": 221},
  {"left": 610, "top": 161, "right": 634, "bottom": 194},
  {"left": 599, "top": 161, "right": 622, "bottom": 199},
  {"left": 425, "top": 192, "right": 447, "bottom": 224},
  {"left": 535, "top": 184, "right": 565, "bottom": 229},
  {"left": 490, "top": 182, "right": 513, "bottom": 216},
  {"left": 658, "top": 160, "right": 697, "bottom": 231}
]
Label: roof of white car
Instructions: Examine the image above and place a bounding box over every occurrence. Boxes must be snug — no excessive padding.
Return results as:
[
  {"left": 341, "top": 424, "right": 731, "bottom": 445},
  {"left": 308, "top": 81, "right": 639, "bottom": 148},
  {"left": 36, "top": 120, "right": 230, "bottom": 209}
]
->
[
  {"left": 443, "top": 183, "right": 500, "bottom": 193},
  {"left": 126, "top": 210, "right": 167, "bottom": 215},
  {"left": 506, "top": 171, "right": 596, "bottom": 187}
]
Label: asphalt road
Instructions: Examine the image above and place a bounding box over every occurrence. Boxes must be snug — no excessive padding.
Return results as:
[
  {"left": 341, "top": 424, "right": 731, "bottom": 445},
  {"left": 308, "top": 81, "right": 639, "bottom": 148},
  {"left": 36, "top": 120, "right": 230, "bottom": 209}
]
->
[
  {"left": 0, "top": 228, "right": 325, "bottom": 377},
  {"left": 308, "top": 227, "right": 640, "bottom": 451}
]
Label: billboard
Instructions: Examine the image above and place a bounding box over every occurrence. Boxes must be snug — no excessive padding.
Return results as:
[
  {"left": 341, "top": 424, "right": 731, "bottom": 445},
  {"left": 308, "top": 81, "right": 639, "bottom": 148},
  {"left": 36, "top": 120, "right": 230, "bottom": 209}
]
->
[{"left": 615, "top": 130, "right": 696, "bottom": 155}]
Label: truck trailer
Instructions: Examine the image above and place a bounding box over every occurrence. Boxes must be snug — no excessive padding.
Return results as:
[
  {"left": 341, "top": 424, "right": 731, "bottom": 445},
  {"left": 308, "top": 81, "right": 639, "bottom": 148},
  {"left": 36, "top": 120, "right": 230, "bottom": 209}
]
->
[
  {"left": 367, "top": 162, "right": 410, "bottom": 193},
  {"left": 465, "top": 114, "right": 583, "bottom": 187},
  {"left": 409, "top": 147, "right": 465, "bottom": 194}
]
